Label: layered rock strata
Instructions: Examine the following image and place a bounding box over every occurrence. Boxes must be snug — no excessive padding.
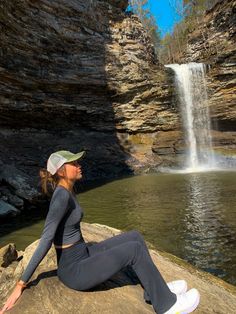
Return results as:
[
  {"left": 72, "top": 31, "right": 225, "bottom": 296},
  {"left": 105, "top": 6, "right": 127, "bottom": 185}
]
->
[
  {"left": 178, "top": 0, "right": 236, "bottom": 157},
  {"left": 0, "top": 0, "right": 179, "bottom": 216}
]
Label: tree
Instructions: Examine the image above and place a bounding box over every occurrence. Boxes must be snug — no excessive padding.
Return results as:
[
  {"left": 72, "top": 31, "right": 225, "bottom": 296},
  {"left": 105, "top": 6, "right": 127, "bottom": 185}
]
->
[
  {"left": 159, "top": 0, "right": 220, "bottom": 64},
  {"left": 129, "top": 0, "right": 161, "bottom": 52}
]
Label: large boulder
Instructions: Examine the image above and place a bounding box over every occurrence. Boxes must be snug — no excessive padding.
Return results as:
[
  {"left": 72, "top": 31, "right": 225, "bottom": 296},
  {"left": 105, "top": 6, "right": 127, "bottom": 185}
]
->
[{"left": 0, "top": 223, "right": 236, "bottom": 313}]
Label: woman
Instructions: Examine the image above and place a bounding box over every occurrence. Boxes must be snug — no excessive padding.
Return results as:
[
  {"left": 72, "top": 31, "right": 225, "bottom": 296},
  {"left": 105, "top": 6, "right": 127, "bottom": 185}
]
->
[{"left": 1, "top": 150, "right": 200, "bottom": 314}]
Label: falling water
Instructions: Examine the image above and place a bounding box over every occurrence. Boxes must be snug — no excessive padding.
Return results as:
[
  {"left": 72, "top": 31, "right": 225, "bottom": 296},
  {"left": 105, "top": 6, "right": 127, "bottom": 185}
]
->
[{"left": 165, "top": 63, "right": 216, "bottom": 171}]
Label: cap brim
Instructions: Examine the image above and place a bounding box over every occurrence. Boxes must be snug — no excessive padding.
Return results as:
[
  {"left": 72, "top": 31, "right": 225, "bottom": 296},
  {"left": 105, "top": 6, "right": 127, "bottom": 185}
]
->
[{"left": 66, "top": 151, "right": 85, "bottom": 163}]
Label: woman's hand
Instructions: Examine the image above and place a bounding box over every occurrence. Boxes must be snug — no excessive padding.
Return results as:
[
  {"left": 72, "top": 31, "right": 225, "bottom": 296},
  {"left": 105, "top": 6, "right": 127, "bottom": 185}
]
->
[{"left": 0, "top": 283, "right": 24, "bottom": 313}]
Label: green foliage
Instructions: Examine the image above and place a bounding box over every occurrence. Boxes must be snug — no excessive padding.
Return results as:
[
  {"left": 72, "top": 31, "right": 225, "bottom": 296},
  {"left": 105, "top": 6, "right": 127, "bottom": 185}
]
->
[
  {"left": 159, "top": 0, "right": 220, "bottom": 64},
  {"left": 129, "top": 0, "right": 161, "bottom": 53}
]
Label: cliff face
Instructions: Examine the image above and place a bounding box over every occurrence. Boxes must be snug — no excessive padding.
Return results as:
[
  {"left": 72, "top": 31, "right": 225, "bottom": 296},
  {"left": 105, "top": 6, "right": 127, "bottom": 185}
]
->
[
  {"left": 0, "top": 0, "right": 178, "bottom": 138},
  {"left": 179, "top": 0, "right": 236, "bottom": 156},
  {"left": 0, "top": 0, "right": 179, "bottom": 216}
]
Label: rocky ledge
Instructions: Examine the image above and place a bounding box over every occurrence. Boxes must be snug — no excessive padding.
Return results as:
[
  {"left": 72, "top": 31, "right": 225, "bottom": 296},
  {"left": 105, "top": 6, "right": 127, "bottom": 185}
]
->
[{"left": 0, "top": 223, "right": 236, "bottom": 313}]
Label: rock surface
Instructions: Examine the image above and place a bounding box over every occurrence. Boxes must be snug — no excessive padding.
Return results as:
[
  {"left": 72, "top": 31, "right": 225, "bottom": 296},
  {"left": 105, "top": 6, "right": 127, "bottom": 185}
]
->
[
  {"left": 0, "top": 0, "right": 180, "bottom": 216},
  {"left": 0, "top": 200, "right": 19, "bottom": 218},
  {"left": 178, "top": 0, "right": 236, "bottom": 156},
  {"left": 0, "top": 243, "right": 18, "bottom": 268},
  {"left": 0, "top": 163, "right": 42, "bottom": 218},
  {"left": 0, "top": 223, "right": 236, "bottom": 313}
]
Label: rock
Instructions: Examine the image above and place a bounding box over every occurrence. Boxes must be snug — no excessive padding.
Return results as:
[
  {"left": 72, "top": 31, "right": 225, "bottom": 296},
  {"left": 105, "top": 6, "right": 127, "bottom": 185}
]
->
[
  {"left": 0, "top": 164, "right": 40, "bottom": 202},
  {"left": 0, "top": 0, "right": 179, "bottom": 191},
  {"left": 106, "top": 0, "right": 128, "bottom": 10},
  {"left": 0, "top": 243, "right": 18, "bottom": 268},
  {"left": 0, "top": 223, "right": 236, "bottom": 313},
  {"left": 0, "top": 186, "right": 24, "bottom": 209},
  {"left": 152, "top": 131, "right": 185, "bottom": 168},
  {"left": 178, "top": 0, "right": 236, "bottom": 154},
  {"left": 0, "top": 200, "right": 20, "bottom": 218},
  {"left": 7, "top": 194, "right": 24, "bottom": 209}
]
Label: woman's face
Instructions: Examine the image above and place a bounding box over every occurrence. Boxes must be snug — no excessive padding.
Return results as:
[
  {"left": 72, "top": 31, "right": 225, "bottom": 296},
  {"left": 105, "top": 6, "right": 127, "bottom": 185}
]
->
[{"left": 59, "top": 160, "right": 82, "bottom": 181}]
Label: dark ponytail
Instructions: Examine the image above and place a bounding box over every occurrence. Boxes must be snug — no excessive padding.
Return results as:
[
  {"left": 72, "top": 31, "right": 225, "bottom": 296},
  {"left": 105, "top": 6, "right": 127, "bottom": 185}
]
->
[{"left": 39, "top": 168, "right": 60, "bottom": 196}]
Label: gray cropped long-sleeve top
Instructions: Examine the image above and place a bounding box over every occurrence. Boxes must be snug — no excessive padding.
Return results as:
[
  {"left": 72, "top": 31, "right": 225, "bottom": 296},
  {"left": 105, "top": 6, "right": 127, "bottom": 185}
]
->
[{"left": 20, "top": 186, "right": 84, "bottom": 283}]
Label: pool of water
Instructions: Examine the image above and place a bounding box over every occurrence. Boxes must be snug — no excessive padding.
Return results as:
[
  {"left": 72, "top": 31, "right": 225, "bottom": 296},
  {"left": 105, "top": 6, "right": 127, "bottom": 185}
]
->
[{"left": 1, "top": 171, "right": 236, "bottom": 285}]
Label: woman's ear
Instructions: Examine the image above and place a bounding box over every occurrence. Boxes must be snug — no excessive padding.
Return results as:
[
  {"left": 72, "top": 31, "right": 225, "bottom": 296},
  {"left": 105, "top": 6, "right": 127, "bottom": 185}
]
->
[{"left": 57, "top": 165, "right": 66, "bottom": 177}]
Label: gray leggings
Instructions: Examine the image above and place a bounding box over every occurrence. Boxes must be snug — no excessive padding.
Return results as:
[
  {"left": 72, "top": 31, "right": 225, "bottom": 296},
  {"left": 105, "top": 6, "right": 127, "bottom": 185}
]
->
[{"left": 56, "top": 230, "right": 176, "bottom": 313}]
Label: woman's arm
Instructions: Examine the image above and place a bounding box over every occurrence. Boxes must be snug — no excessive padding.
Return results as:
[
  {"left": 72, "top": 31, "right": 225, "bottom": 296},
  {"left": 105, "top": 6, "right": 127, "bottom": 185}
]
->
[
  {"left": 20, "top": 188, "right": 70, "bottom": 283},
  {"left": 0, "top": 188, "right": 70, "bottom": 313}
]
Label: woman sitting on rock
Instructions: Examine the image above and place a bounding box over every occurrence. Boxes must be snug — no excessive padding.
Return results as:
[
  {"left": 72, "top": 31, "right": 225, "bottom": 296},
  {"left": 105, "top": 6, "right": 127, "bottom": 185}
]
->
[{"left": 1, "top": 150, "right": 200, "bottom": 314}]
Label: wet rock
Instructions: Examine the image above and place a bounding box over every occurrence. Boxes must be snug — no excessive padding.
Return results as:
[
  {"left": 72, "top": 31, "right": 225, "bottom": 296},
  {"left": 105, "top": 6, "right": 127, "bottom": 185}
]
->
[
  {"left": 152, "top": 131, "right": 185, "bottom": 168},
  {"left": 178, "top": 0, "right": 236, "bottom": 154}
]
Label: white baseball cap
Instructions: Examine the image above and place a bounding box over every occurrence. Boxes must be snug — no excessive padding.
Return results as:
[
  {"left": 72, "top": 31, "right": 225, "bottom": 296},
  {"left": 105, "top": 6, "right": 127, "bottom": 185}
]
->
[{"left": 47, "top": 150, "right": 85, "bottom": 175}]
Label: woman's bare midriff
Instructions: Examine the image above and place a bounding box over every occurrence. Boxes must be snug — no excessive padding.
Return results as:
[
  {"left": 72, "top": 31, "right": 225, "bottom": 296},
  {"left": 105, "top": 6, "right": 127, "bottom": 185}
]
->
[{"left": 54, "top": 243, "right": 74, "bottom": 249}]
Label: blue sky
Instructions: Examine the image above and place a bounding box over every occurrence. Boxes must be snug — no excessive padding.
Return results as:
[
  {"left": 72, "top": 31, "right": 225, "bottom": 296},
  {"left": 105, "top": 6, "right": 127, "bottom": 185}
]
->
[
  {"left": 149, "top": 0, "right": 183, "bottom": 37},
  {"left": 138, "top": 0, "right": 183, "bottom": 38}
]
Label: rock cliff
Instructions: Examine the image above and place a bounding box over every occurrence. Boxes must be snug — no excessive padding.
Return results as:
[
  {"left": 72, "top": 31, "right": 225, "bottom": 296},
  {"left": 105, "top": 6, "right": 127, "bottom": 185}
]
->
[
  {"left": 178, "top": 0, "right": 236, "bottom": 157},
  {"left": 1, "top": 223, "right": 236, "bottom": 313},
  {"left": 0, "top": 0, "right": 179, "bottom": 217}
]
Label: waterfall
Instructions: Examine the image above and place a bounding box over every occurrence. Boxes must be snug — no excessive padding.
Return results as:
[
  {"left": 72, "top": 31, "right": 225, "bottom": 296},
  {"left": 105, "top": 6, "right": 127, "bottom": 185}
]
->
[{"left": 165, "top": 62, "right": 216, "bottom": 171}]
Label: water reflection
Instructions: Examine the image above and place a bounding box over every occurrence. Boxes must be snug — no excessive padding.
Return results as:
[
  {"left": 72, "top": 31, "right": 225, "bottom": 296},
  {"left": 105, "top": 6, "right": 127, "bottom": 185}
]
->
[
  {"left": 183, "top": 173, "right": 236, "bottom": 280},
  {"left": 82, "top": 172, "right": 236, "bottom": 285},
  {"left": 1, "top": 172, "right": 236, "bottom": 285}
]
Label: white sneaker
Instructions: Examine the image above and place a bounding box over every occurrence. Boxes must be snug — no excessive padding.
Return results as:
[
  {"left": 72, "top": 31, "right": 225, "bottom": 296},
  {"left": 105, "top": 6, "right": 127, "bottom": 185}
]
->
[
  {"left": 144, "top": 280, "right": 188, "bottom": 304},
  {"left": 167, "top": 280, "right": 188, "bottom": 295},
  {"left": 164, "top": 288, "right": 200, "bottom": 314}
]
